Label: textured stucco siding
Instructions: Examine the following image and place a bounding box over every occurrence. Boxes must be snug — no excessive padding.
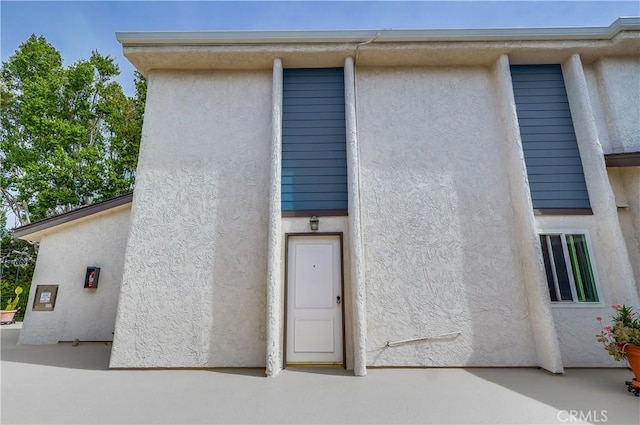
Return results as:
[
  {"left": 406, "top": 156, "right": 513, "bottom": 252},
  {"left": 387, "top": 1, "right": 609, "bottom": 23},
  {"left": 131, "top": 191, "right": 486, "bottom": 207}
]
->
[
  {"left": 592, "top": 57, "right": 640, "bottom": 154},
  {"left": 548, "top": 54, "right": 640, "bottom": 367},
  {"left": 608, "top": 167, "right": 640, "bottom": 294},
  {"left": 356, "top": 66, "right": 537, "bottom": 366},
  {"left": 110, "top": 70, "right": 271, "bottom": 368},
  {"left": 18, "top": 208, "right": 131, "bottom": 344},
  {"left": 536, "top": 215, "right": 639, "bottom": 366},
  {"left": 492, "top": 55, "right": 563, "bottom": 372}
]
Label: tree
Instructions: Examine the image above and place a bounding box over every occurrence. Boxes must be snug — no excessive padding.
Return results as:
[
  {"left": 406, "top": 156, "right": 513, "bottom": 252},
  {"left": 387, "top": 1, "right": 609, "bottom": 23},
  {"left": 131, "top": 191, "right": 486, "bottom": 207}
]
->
[
  {"left": 0, "top": 34, "right": 146, "bottom": 224},
  {"left": 0, "top": 212, "right": 35, "bottom": 320},
  {"left": 0, "top": 35, "right": 146, "bottom": 319}
]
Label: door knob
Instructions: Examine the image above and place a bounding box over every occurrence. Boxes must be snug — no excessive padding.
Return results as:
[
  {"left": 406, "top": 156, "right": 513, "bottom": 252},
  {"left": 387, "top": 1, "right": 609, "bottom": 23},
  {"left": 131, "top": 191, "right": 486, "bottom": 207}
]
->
[{"left": 336, "top": 296, "right": 341, "bottom": 304}]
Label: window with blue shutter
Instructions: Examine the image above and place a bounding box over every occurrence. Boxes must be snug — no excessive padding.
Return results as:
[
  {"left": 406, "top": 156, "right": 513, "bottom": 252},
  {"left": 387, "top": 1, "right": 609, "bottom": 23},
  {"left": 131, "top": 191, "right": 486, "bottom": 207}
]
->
[
  {"left": 281, "top": 68, "right": 348, "bottom": 216},
  {"left": 511, "top": 65, "right": 591, "bottom": 214}
]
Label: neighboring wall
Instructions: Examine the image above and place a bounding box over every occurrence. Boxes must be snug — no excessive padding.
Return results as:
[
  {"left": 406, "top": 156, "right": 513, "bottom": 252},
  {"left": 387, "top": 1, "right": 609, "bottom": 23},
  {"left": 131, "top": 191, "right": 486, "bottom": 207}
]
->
[
  {"left": 587, "top": 56, "right": 640, "bottom": 296},
  {"left": 110, "top": 70, "right": 271, "bottom": 368},
  {"left": 18, "top": 208, "right": 131, "bottom": 344},
  {"left": 590, "top": 57, "right": 640, "bottom": 154},
  {"left": 537, "top": 212, "right": 638, "bottom": 366},
  {"left": 541, "top": 56, "right": 639, "bottom": 367},
  {"left": 608, "top": 167, "right": 640, "bottom": 295},
  {"left": 356, "top": 66, "right": 538, "bottom": 366}
]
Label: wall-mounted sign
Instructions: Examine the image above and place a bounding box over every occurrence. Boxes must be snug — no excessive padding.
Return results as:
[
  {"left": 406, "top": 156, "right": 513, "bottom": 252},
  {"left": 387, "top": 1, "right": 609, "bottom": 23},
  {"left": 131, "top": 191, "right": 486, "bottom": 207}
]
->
[{"left": 32, "top": 285, "right": 58, "bottom": 311}]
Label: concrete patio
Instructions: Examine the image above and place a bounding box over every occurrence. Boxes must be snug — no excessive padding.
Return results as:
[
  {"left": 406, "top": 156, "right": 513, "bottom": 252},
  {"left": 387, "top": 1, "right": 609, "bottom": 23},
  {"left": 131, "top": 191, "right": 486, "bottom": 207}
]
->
[{"left": 1, "top": 323, "right": 638, "bottom": 424}]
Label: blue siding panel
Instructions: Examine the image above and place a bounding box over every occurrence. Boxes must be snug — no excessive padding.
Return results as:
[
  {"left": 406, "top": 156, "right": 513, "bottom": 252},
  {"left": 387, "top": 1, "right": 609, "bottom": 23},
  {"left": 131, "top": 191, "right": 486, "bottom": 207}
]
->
[
  {"left": 511, "top": 65, "right": 591, "bottom": 210},
  {"left": 282, "top": 167, "right": 346, "bottom": 176},
  {"left": 282, "top": 68, "right": 347, "bottom": 212},
  {"left": 282, "top": 158, "right": 348, "bottom": 168},
  {"left": 528, "top": 174, "right": 587, "bottom": 183},
  {"left": 285, "top": 111, "right": 346, "bottom": 120},
  {"left": 283, "top": 127, "right": 346, "bottom": 136},
  {"left": 283, "top": 97, "right": 345, "bottom": 106},
  {"left": 283, "top": 142, "right": 346, "bottom": 152},
  {"left": 283, "top": 150, "right": 346, "bottom": 160},
  {"left": 282, "top": 183, "right": 348, "bottom": 194},
  {"left": 282, "top": 200, "right": 347, "bottom": 210},
  {"left": 282, "top": 175, "right": 346, "bottom": 185},
  {"left": 282, "top": 192, "right": 348, "bottom": 202}
]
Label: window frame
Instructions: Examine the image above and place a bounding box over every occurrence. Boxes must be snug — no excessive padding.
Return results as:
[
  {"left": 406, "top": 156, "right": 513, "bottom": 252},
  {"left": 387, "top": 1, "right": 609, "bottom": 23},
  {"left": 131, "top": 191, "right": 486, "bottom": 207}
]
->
[{"left": 538, "top": 229, "right": 604, "bottom": 308}]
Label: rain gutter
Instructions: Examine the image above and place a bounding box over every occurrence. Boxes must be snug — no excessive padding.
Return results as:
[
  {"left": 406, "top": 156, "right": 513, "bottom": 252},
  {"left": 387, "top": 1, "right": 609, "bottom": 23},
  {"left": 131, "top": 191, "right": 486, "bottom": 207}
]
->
[{"left": 116, "top": 17, "right": 640, "bottom": 46}]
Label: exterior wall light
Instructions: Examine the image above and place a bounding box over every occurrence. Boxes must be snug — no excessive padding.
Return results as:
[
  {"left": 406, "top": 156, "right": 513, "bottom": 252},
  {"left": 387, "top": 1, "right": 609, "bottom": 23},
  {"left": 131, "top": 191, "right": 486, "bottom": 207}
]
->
[{"left": 310, "top": 216, "right": 319, "bottom": 231}]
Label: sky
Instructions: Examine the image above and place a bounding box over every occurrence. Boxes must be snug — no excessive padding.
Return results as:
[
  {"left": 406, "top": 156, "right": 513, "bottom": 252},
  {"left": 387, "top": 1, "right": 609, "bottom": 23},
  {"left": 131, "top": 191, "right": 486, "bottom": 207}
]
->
[{"left": 1, "top": 0, "right": 639, "bottom": 95}]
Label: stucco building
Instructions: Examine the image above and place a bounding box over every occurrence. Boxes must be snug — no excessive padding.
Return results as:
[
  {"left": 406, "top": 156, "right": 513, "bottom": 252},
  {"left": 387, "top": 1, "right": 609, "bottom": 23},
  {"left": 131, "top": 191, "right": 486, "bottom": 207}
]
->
[{"left": 14, "top": 18, "right": 640, "bottom": 376}]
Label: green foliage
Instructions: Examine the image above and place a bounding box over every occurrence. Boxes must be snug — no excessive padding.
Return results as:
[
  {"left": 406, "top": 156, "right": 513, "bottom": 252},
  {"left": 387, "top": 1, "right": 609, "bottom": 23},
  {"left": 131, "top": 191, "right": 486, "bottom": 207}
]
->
[
  {"left": 4, "top": 286, "right": 23, "bottom": 310},
  {"left": 0, "top": 35, "right": 146, "bottom": 321},
  {"left": 1, "top": 213, "right": 35, "bottom": 320},
  {"left": 596, "top": 305, "right": 640, "bottom": 361},
  {"left": 1, "top": 34, "right": 146, "bottom": 223}
]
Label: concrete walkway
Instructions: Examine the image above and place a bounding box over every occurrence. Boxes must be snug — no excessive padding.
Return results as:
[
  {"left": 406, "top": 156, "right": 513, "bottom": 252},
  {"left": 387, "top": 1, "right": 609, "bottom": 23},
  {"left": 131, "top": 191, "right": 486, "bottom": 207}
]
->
[{"left": 2, "top": 324, "right": 639, "bottom": 424}]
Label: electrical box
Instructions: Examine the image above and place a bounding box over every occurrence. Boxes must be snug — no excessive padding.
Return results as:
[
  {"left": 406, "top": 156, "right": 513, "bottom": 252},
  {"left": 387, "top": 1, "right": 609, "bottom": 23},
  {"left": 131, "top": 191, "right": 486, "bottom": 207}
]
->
[{"left": 84, "top": 267, "right": 100, "bottom": 289}]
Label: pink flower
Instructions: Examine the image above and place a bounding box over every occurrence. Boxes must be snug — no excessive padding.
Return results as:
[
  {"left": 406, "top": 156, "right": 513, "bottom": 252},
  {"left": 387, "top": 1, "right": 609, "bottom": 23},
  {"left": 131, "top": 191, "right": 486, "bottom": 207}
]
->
[
  {"left": 612, "top": 304, "right": 621, "bottom": 310},
  {"left": 604, "top": 326, "right": 612, "bottom": 332},
  {"left": 596, "top": 317, "right": 602, "bottom": 321}
]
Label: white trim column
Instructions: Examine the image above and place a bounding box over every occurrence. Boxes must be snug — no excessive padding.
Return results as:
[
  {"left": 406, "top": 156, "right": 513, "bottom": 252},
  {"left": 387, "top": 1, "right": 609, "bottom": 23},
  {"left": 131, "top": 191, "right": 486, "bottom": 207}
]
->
[
  {"left": 266, "top": 58, "right": 283, "bottom": 377},
  {"left": 562, "top": 54, "right": 639, "bottom": 303},
  {"left": 492, "top": 55, "right": 564, "bottom": 373},
  {"left": 344, "top": 57, "right": 367, "bottom": 376}
]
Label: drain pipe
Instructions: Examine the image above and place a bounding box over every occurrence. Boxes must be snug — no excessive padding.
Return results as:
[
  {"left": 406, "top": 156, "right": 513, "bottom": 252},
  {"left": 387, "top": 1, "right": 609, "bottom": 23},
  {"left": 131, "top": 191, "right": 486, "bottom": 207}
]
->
[
  {"left": 344, "top": 33, "right": 379, "bottom": 377},
  {"left": 386, "top": 332, "right": 462, "bottom": 348}
]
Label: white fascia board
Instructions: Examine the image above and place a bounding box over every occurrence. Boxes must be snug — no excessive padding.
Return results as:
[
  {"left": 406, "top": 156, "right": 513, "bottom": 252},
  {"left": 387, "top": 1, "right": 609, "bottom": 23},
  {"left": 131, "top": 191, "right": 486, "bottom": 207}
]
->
[{"left": 116, "top": 17, "right": 640, "bottom": 46}]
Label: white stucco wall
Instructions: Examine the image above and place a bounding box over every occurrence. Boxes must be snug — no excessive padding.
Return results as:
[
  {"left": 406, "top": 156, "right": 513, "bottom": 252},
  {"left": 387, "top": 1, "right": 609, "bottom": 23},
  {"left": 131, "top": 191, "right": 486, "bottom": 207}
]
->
[
  {"left": 550, "top": 55, "right": 640, "bottom": 367},
  {"left": 592, "top": 57, "right": 640, "bottom": 154},
  {"left": 104, "top": 38, "right": 637, "bottom": 371},
  {"left": 583, "top": 65, "right": 613, "bottom": 155},
  {"left": 535, "top": 215, "right": 639, "bottom": 366},
  {"left": 18, "top": 207, "right": 131, "bottom": 344},
  {"left": 356, "top": 66, "right": 538, "bottom": 367},
  {"left": 492, "top": 55, "right": 564, "bottom": 373},
  {"left": 608, "top": 167, "right": 640, "bottom": 294},
  {"left": 110, "top": 70, "right": 271, "bottom": 368}
]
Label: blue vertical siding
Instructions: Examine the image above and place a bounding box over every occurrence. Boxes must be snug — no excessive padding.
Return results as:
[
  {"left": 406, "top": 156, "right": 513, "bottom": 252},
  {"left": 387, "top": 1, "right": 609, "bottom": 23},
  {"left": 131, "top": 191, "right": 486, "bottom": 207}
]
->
[
  {"left": 510, "top": 65, "right": 591, "bottom": 210},
  {"left": 282, "top": 68, "right": 348, "bottom": 213}
]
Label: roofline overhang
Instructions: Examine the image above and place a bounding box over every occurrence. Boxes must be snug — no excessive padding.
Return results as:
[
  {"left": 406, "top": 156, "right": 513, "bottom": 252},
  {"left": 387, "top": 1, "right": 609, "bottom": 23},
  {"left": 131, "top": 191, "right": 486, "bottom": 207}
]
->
[
  {"left": 116, "top": 17, "right": 640, "bottom": 46},
  {"left": 12, "top": 193, "right": 133, "bottom": 240},
  {"left": 605, "top": 152, "right": 640, "bottom": 167}
]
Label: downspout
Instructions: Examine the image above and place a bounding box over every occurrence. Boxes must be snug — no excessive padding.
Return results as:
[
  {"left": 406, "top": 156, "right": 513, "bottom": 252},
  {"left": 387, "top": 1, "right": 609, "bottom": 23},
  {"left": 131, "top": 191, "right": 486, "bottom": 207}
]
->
[{"left": 344, "top": 35, "right": 377, "bottom": 376}]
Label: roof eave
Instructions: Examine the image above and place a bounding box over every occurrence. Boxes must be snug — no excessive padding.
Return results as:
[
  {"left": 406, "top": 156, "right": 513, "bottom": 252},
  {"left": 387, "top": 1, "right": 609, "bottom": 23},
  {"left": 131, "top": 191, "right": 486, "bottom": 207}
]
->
[
  {"left": 12, "top": 193, "right": 133, "bottom": 241},
  {"left": 116, "top": 17, "right": 640, "bottom": 47}
]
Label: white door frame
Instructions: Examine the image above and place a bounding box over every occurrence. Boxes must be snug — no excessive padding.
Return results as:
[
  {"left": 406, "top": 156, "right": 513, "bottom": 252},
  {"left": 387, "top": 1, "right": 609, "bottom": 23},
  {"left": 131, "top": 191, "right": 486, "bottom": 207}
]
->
[{"left": 284, "top": 233, "right": 346, "bottom": 368}]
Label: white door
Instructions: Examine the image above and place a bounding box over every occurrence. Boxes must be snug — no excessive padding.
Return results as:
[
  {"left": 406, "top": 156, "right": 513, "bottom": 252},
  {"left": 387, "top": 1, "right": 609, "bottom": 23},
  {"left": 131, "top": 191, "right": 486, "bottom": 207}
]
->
[{"left": 286, "top": 235, "right": 343, "bottom": 365}]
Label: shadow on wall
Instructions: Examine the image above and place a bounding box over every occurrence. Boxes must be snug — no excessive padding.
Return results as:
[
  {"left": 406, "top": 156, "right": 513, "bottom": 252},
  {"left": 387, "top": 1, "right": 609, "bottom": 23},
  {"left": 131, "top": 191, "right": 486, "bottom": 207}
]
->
[
  {"left": 460, "top": 163, "right": 539, "bottom": 367},
  {"left": 208, "top": 158, "right": 270, "bottom": 368},
  {"left": 1, "top": 328, "right": 111, "bottom": 370}
]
